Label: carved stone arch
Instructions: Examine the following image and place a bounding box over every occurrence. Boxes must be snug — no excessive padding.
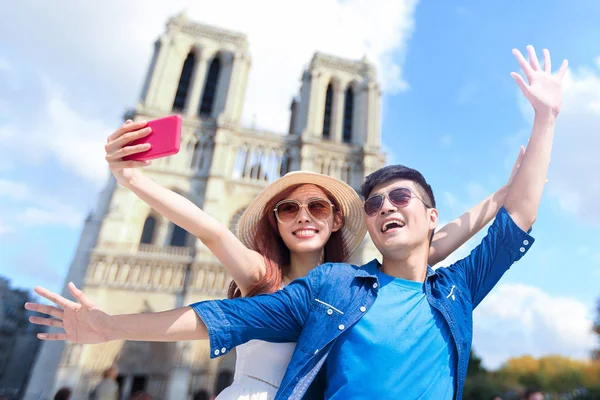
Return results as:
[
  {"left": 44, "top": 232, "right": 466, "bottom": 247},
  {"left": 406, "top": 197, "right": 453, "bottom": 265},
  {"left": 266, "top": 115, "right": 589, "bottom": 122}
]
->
[{"left": 330, "top": 75, "right": 343, "bottom": 92}]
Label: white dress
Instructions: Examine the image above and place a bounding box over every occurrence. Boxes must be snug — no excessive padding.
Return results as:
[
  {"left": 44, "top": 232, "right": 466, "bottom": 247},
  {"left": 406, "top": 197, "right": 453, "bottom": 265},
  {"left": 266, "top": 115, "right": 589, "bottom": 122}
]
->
[{"left": 215, "top": 340, "right": 297, "bottom": 400}]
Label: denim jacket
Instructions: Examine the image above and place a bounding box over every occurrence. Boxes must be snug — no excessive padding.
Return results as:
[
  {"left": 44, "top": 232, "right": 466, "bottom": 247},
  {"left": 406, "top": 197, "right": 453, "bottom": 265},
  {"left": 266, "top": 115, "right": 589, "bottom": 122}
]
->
[{"left": 191, "top": 207, "right": 534, "bottom": 399}]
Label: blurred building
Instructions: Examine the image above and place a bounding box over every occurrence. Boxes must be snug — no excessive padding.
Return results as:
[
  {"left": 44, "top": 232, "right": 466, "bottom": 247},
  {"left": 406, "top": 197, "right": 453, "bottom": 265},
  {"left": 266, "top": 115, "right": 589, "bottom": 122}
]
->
[
  {"left": 0, "top": 277, "right": 44, "bottom": 400},
  {"left": 24, "top": 11, "right": 385, "bottom": 400}
]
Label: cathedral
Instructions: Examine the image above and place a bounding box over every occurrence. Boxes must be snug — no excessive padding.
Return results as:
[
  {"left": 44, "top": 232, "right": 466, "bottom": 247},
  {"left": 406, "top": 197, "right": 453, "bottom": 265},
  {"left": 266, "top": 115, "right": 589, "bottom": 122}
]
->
[{"left": 25, "top": 12, "right": 385, "bottom": 400}]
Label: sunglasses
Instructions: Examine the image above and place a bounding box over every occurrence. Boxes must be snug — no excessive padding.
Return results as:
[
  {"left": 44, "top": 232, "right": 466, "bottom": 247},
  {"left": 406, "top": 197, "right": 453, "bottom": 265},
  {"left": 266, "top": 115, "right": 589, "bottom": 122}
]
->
[
  {"left": 274, "top": 198, "right": 334, "bottom": 223},
  {"left": 363, "top": 187, "right": 431, "bottom": 216}
]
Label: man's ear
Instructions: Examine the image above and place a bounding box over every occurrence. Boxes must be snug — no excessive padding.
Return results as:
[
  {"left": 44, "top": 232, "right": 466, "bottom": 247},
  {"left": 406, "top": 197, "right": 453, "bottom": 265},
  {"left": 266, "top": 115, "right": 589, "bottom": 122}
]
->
[{"left": 428, "top": 208, "right": 439, "bottom": 232}]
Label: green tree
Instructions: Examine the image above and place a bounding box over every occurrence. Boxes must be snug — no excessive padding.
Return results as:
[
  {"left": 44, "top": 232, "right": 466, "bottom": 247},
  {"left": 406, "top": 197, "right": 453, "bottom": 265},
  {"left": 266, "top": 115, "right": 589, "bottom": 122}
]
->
[{"left": 594, "top": 297, "right": 600, "bottom": 360}]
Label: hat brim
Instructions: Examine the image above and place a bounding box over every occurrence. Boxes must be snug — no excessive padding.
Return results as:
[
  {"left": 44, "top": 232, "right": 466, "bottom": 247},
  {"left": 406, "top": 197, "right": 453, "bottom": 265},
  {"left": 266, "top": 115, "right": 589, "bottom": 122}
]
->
[{"left": 237, "top": 171, "right": 367, "bottom": 262}]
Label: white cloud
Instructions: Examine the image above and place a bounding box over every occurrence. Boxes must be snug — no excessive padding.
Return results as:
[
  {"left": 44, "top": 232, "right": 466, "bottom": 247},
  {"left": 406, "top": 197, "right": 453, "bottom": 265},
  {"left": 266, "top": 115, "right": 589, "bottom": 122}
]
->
[
  {"left": 0, "top": 179, "right": 86, "bottom": 228},
  {"left": 473, "top": 283, "right": 596, "bottom": 369},
  {"left": 2, "top": 0, "right": 418, "bottom": 136},
  {"left": 517, "top": 61, "right": 600, "bottom": 226},
  {"left": 15, "top": 207, "right": 83, "bottom": 228},
  {"left": 0, "top": 179, "right": 32, "bottom": 200}
]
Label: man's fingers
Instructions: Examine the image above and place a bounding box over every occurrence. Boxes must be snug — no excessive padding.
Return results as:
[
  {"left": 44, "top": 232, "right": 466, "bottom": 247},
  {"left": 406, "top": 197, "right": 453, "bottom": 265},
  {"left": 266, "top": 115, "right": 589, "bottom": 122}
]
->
[
  {"left": 557, "top": 59, "right": 569, "bottom": 80},
  {"left": 29, "top": 316, "right": 64, "bottom": 329},
  {"left": 527, "top": 45, "right": 541, "bottom": 71},
  {"left": 510, "top": 72, "right": 529, "bottom": 95},
  {"left": 68, "top": 282, "right": 95, "bottom": 309},
  {"left": 25, "top": 302, "right": 64, "bottom": 319},
  {"left": 33, "top": 287, "right": 76, "bottom": 309},
  {"left": 542, "top": 49, "right": 551, "bottom": 73},
  {"left": 37, "top": 332, "right": 67, "bottom": 341},
  {"left": 512, "top": 49, "right": 533, "bottom": 83}
]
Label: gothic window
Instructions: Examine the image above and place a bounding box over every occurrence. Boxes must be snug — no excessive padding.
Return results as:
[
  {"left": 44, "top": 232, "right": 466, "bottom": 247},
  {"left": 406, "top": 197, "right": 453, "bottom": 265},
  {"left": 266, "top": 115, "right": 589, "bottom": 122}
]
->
[
  {"left": 199, "top": 56, "right": 221, "bottom": 117},
  {"left": 172, "top": 52, "right": 195, "bottom": 111},
  {"left": 322, "top": 83, "right": 333, "bottom": 139},
  {"left": 280, "top": 153, "right": 291, "bottom": 176},
  {"left": 169, "top": 223, "right": 188, "bottom": 247},
  {"left": 343, "top": 87, "right": 354, "bottom": 143},
  {"left": 140, "top": 215, "right": 156, "bottom": 244}
]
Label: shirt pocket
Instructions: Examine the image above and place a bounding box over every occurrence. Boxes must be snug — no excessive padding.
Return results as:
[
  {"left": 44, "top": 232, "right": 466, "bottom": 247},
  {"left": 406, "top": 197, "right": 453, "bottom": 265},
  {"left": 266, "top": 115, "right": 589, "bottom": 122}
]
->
[{"left": 299, "top": 298, "right": 345, "bottom": 354}]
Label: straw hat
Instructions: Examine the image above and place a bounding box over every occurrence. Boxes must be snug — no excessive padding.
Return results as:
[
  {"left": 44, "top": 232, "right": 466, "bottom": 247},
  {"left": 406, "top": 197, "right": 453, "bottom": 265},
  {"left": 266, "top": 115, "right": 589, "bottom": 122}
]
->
[{"left": 237, "top": 171, "right": 367, "bottom": 261}]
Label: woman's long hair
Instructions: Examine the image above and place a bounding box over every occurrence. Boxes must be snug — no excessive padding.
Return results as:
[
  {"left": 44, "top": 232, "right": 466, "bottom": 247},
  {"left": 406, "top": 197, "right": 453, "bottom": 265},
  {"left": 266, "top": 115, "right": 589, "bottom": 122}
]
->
[{"left": 228, "top": 184, "right": 348, "bottom": 299}]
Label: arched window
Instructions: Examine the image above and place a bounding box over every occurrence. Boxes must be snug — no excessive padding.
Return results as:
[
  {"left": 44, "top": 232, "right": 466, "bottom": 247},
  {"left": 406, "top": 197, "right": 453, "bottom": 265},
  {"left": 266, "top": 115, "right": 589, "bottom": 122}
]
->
[
  {"left": 199, "top": 56, "right": 221, "bottom": 116},
  {"left": 169, "top": 223, "right": 188, "bottom": 247},
  {"left": 322, "top": 83, "right": 333, "bottom": 139},
  {"left": 342, "top": 87, "right": 354, "bottom": 143},
  {"left": 140, "top": 216, "right": 156, "bottom": 244},
  {"left": 172, "top": 52, "right": 195, "bottom": 111},
  {"left": 279, "top": 153, "right": 291, "bottom": 176}
]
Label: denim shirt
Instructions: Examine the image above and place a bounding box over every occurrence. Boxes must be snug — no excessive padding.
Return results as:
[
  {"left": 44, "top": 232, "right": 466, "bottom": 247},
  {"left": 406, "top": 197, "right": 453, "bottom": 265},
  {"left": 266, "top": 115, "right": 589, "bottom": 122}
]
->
[{"left": 191, "top": 207, "right": 534, "bottom": 399}]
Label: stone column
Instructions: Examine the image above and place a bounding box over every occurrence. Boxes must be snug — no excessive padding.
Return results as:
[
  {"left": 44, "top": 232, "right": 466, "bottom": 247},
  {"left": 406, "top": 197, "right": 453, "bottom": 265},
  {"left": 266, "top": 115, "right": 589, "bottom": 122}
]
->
[
  {"left": 186, "top": 47, "right": 209, "bottom": 117},
  {"left": 332, "top": 86, "right": 344, "bottom": 143},
  {"left": 213, "top": 52, "right": 234, "bottom": 120},
  {"left": 144, "top": 36, "right": 170, "bottom": 110},
  {"left": 305, "top": 71, "right": 322, "bottom": 137}
]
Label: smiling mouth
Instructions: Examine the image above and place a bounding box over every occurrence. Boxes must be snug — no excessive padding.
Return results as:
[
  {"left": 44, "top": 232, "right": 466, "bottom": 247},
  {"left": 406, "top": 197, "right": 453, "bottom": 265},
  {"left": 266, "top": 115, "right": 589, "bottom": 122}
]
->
[
  {"left": 381, "top": 220, "right": 405, "bottom": 233},
  {"left": 293, "top": 229, "right": 319, "bottom": 237}
]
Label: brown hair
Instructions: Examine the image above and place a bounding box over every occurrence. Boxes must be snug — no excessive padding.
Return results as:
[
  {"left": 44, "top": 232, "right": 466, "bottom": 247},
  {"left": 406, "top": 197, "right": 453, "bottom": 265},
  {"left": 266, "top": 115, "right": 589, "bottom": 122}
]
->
[{"left": 228, "top": 184, "right": 347, "bottom": 298}]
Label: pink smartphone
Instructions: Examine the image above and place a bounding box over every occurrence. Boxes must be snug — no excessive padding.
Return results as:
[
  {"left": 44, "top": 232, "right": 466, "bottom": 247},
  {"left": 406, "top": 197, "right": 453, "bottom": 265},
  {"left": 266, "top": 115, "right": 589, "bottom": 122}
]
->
[{"left": 123, "top": 115, "right": 182, "bottom": 161}]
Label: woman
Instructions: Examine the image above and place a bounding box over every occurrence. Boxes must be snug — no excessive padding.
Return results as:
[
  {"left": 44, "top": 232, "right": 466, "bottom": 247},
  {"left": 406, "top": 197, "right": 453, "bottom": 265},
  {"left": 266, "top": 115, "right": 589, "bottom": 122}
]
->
[{"left": 33, "top": 121, "right": 523, "bottom": 399}]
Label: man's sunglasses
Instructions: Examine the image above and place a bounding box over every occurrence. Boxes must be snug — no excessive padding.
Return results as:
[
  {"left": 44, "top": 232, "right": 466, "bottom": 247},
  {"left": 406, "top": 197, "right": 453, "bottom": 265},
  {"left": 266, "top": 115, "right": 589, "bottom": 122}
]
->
[
  {"left": 274, "top": 198, "right": 334, "bottom": 223},
  {"left": 363, "top": 187, "right": 431, "bottom": 216}
]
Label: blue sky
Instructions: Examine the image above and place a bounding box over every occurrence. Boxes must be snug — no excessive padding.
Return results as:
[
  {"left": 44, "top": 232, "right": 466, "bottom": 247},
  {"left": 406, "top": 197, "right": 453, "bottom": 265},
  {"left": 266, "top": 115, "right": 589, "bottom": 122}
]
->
[{"left": 1, "top": 0, "right": 599, "bottom": 368}]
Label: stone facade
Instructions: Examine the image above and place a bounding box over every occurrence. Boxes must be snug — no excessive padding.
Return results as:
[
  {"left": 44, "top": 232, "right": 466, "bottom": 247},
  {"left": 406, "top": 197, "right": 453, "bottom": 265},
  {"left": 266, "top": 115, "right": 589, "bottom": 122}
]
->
[{"left": 24, "top": 11, "right": 385, "bottom": 400}]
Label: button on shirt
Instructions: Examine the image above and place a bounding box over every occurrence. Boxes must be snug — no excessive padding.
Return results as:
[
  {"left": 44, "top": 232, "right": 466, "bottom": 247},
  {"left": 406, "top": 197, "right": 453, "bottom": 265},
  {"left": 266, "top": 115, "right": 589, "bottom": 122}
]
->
[{"left": 190, "top": 207, "right": 534, "bottom": 400}]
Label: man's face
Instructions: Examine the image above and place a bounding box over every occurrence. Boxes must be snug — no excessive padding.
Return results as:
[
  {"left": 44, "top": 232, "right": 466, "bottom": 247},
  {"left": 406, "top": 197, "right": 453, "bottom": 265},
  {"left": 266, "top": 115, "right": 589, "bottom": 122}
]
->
[{"left": 364, "top": 179, "right": 438, "bottom": 259}]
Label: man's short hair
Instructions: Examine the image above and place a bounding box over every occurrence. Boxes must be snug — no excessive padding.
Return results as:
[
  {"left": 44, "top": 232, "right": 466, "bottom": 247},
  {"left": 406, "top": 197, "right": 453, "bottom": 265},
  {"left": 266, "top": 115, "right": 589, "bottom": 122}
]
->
[{"left": 360, "top": 165, "right": 436, "bottom": 208}]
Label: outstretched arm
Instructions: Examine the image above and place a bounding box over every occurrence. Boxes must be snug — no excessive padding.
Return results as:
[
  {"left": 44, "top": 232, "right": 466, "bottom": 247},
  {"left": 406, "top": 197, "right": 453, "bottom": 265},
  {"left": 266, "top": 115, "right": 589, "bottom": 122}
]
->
[
  {"left": 428, "top": 147, "right": 525, "bottom": 266},
  {"left": 25, "top": 283, "right": 207, "bottom": 343},
  {"left": 504, "top": 46, "right": 567, "bottom": 230},
  {"left": 26, "top": 267, "right": 320, "bottom": 346},
  {"left": 105, "top": 121, "right": 265, "bottom": 296}
]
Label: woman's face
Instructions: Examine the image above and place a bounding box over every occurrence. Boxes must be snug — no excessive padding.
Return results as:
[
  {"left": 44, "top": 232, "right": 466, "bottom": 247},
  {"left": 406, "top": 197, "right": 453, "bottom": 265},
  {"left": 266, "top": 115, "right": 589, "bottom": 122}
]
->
[{"left": 274, "top": 185, "right": 342, "bottom": 255}]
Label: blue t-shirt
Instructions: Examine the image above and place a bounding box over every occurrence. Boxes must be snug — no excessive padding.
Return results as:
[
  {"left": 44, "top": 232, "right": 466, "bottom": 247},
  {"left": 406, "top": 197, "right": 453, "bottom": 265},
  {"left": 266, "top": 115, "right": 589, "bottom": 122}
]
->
[{"left": 325, "top": 267, "right": 457, "bottom": 399}]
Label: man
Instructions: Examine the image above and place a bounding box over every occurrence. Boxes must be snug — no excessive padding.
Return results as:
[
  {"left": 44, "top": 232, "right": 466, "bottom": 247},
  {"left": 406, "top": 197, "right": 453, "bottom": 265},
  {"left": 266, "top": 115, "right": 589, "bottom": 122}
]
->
[
  {"left": 90, "top": 367, "right": 119, "bottom": 400},
  {"left": 25, "top": 46, "right": 567, "bottom": 399}
]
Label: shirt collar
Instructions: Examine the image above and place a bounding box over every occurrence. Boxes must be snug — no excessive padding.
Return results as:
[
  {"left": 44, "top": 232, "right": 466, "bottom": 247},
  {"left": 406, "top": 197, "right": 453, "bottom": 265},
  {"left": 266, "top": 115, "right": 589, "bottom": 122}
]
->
[{"left": 355, "top": 259, "right": 438, "bottom": 280}]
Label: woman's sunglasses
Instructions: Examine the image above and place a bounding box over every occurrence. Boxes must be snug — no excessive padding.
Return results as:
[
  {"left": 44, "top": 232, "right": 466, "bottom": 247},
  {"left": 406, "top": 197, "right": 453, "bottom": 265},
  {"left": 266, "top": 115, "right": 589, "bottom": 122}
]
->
[
  {"left": 274, "top": 198, "right": 334, "bottom": 223},
  {"left": 363, "top": 187, "right": 431, "bottom": 216}
]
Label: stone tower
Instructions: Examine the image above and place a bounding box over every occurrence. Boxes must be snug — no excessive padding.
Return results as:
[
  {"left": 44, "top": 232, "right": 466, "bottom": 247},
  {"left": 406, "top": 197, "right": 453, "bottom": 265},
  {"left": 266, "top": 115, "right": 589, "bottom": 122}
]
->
[{"left": 24, "top": 12, "right": 385, "bottom": 400}]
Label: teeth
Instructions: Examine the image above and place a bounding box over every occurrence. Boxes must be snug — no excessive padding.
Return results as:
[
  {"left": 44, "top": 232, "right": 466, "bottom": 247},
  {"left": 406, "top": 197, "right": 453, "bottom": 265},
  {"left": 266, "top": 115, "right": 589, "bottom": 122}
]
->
[
  {"left": 295, "top": 230, "right": 317, "bottom": 236},
  {"left": 382, "top": 220, "right": 405, "bottom": 232}
]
